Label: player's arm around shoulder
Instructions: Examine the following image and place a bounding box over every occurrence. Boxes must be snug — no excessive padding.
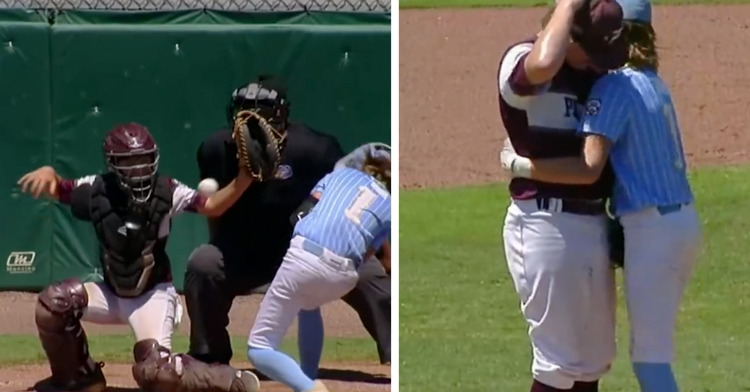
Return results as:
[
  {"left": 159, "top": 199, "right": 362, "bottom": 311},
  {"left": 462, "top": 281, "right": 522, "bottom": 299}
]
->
[
  {"left": 563, "top": 72, "right": 633, "bottom": 181},
  {"left": 522, "top": 1, "right": 579, "bottom": 84},
  {"left": 578, "top": 71, "right": 633, "bottom": 143},
  {"left": 500, "top": 4, "right": 579, "bottom": 108},
  {"left": 501, "top": 74, "right": 629, "bottom": 184},
  {"left": 499, "top": 43, "right": 551, "bottom": 109}
]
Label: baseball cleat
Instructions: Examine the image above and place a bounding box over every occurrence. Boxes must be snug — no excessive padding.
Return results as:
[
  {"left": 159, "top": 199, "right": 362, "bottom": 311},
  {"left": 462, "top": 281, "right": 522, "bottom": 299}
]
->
[
  {"left": 236, "top": 370, "right": 261, "bottom": 392},
  {"left": 304, "top": 380, "right": 330, "bottom": 392},
  {"left": 52, "top": 362, "right": 107, "bottom": 392}
]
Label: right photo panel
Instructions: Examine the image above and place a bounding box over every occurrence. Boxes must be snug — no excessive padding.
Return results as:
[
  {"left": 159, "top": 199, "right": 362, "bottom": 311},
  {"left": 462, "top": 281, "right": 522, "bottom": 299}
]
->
[{"left": 400, "top": 0, "right": 743, "bottom": 390}]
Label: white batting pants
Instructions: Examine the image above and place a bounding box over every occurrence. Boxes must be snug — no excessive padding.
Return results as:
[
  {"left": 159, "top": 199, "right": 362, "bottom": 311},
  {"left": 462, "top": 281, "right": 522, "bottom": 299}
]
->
[
  {"left": 82, "top": 282, "right": 183, "bottom": 350},
  {"left": 503, "top": 199, "right": 616, "bottom": 389},
  {"left": 248, "top": 236, "right": 360, "bottom": 350},
  {"left": 620, "top": 203, "right": 702, "bottom": 363}
]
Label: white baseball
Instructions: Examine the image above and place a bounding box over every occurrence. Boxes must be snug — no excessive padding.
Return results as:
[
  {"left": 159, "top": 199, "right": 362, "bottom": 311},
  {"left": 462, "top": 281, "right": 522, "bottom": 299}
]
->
[{"left": 198, "top": 178, "right": 219, "bottom": 197}]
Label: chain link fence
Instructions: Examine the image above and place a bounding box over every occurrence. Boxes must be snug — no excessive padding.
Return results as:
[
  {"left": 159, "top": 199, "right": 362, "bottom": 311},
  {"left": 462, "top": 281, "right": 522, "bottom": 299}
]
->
[{"left": 0, "top": 0, "right": 390, "bottom": 12}]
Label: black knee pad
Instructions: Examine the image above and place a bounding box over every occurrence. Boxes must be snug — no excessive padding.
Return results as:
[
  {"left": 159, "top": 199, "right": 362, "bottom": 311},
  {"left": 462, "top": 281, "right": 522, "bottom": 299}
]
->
[{"left": 186, "top": 245, "right": 224, "bottom": 277}]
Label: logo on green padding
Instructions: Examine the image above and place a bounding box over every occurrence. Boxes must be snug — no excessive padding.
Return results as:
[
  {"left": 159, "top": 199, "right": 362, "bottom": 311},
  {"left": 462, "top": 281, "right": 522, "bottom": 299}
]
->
[{"left": 6, "top": 251, "right": 36, "bottom": 274}]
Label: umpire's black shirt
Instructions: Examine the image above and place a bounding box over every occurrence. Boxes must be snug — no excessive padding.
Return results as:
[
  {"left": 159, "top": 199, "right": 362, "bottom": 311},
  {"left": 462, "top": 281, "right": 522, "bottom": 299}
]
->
[{"left": 196, "top": 123, "right": 344, "bottom": 267}]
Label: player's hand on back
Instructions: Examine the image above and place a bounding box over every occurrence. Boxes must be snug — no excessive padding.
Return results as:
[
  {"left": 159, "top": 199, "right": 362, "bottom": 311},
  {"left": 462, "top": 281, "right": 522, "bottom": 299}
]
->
[{"left": 17, "top": 165, "right": 59, "bottom": 199}]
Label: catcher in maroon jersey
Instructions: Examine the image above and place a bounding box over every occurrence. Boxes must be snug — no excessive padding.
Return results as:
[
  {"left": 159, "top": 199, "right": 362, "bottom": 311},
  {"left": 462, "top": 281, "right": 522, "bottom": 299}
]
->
[{"left": 17, "top": 123, "right": 260, "bottom": 392}]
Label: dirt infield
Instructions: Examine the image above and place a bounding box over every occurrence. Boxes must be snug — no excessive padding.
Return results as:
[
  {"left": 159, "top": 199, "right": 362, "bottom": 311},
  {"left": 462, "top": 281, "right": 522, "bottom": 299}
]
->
[
  {"left": 1, "top": 363, "right": 390, "bottom": 392},
  {"left": 400, "top": 4, "right": 750, "bottom": 189},
  {"left": 0, "top": 292, "right": 390, "bottom": 391},
  {"left": 0, "top": 292, "right": 371, "bottom": 338}
]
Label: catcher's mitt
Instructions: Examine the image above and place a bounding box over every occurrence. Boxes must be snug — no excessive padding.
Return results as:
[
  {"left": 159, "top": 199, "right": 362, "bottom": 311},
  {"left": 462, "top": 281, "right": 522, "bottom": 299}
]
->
[{"left": 232, "top": 109, "right": 286, "bottom": 181}]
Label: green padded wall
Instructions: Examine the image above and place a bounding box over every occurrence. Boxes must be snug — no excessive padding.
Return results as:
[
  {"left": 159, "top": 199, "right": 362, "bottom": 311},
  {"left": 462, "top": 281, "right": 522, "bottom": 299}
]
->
[
  {"left": 0, "top": 16, "right": 54, "bottom": 290},
  {"left": 0, "top": 11, "right": 390, "bottom": 291}
]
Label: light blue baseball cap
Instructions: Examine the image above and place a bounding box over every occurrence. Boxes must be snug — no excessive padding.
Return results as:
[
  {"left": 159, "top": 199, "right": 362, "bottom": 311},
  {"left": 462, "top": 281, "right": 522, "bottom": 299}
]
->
[{"left": 617, "top": 0, "right": 652, "bottom": 22}]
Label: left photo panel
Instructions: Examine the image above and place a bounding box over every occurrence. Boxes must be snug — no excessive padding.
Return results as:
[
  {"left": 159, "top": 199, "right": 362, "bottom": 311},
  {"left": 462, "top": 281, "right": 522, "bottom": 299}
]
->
[{"left": 0, "top": 0, "right": 393, "bottom": 390}]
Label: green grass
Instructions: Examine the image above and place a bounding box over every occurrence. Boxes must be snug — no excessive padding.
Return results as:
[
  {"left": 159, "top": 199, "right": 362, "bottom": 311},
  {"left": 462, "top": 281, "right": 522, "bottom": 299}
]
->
[
  {"left": 400, "top": 166, "right": 750, "bottom": 392},
  {"left": 399, "top": 0, "right": 748, "bottom": 10},
  {"left": 0, "top": 334, "right": 378, "bottom": 366}
]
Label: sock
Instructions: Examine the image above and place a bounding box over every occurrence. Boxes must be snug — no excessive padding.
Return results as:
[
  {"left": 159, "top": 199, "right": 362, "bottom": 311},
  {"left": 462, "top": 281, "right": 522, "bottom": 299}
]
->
[
  {"left": 573, "top": 380, "right": 598, "bottom": 392},
  {"left": 247, "top": 347, "right": 315, "bottom": 392},
  {"left": 531, "top": 379, "right": 569, "bottom": 392},
  {"left": 632, "top": 362, "right": 679, "bottom": 392},
  {"left": 297, "top": 308, "right": 325, "bottom": 379}
]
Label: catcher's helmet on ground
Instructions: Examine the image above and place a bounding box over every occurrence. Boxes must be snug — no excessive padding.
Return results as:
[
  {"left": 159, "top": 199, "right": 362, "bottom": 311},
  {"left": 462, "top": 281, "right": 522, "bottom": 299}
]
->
[
  {"left": 226, "top": 75, "right": 290, "bottom": 131},
  {"left": 103, "top": 123, "right": 159, "bottom": 204}
]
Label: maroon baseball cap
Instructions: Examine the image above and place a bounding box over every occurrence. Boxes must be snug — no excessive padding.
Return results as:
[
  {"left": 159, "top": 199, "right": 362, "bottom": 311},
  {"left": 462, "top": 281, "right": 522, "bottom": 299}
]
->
[{"left": 571, "top": 0, "right": 628, "bottom": 70}]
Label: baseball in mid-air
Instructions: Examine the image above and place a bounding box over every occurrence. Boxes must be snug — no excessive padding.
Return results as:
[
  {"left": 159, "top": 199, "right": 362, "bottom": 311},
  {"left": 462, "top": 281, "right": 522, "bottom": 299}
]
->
[{"left": 198, "top": 178, "right": 219, "bottom": 197}]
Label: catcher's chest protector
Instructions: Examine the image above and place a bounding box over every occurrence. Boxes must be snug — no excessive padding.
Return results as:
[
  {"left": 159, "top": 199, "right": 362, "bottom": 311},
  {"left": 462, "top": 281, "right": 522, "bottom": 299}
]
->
[{"left": 90, "top": 175, "right": 173, "bottom": 298}]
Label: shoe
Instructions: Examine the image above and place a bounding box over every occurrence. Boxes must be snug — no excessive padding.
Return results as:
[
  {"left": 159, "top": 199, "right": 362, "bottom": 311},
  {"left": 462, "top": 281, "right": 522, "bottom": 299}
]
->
[
  {"left": 236, "top": 370, "right": 261, "bottom": 392},
  {"left": 305, "top": 380, "right": 330, "bottom": 392},
  {"left": 58, "top": 362, "right": 106, "bottom": 392}
]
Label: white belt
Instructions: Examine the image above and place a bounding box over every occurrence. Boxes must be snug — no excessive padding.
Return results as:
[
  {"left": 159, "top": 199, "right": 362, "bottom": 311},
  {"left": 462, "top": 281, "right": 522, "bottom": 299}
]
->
[{"left": 291, "top": 236, "right": 356, "bottom": 272}]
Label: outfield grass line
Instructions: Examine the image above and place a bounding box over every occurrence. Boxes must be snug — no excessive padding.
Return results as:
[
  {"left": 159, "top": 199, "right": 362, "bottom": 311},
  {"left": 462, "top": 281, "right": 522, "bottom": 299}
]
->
[
  {"left": 400, "top": 0, "right": 750, "bottom": 10},
  {"left": 0, "top": 334, "right": 378, "bottom": 366},
  {"left": 401, "top": 164, "right": 750, "bottom": 194}
]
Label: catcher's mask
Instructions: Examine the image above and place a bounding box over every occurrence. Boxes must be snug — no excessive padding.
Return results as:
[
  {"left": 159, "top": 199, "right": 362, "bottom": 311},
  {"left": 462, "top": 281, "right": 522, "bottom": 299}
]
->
[
  {"left": 227, "top": 76, "right": 290, "bottom": 135},
  {"left": 102, "top": 123, "right": 159, "bottom": 204}
]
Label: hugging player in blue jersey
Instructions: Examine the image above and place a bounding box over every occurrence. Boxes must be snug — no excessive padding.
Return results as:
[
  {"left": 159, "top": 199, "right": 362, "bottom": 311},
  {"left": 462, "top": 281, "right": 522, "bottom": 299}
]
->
[
  {"left": 245, "top": 143, "right": 392, "bottom": 392},
  {"left": 501, "top": 0, "right": 702, "bottom": 391}
]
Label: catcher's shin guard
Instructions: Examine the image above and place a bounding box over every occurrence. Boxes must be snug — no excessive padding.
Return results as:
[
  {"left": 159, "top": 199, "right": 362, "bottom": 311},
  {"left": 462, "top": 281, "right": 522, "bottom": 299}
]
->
[
  {"left": 35, "top": 278, "right": 106, "bottom": 392},
  {"left": 132, "top": 339, "right": 260, "bottom": 392}
]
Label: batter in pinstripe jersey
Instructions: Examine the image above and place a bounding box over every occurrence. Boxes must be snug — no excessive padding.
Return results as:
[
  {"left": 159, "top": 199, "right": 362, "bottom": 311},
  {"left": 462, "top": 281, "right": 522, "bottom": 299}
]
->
[
  {"left": 502, "top": 0, "right": 702, "bottom": 391},
  {"left": 246, "top": 144, "right": 391, "bottom": 392}
]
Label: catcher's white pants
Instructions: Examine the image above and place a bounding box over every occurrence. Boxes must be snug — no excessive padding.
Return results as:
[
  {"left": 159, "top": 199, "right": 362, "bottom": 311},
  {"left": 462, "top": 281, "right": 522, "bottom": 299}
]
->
[
  {"left": 503, "top": 199, "right": 616, "bottom": 389},
  {"left": 248, "top": 236, "right": 359, "bottom": 350},
  {"left": 620, "top": 203, "right": 701, "bottom": 363},
  {"left": 81, "top": 281, "right": 183, "bottom": 350}
]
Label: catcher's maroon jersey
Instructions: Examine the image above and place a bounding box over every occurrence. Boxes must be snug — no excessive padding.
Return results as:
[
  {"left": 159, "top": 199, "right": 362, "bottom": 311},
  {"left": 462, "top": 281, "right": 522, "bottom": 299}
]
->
[
  {"left": 497, "top": 40, "right": 614, "bottom": 200},
  {"left": 59, "top": 174, "right": 207, "bottom": 235}
]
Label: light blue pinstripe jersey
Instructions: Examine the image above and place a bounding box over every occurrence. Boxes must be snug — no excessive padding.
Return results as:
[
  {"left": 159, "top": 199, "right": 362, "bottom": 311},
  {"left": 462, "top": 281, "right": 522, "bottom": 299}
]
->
[
  {"left": 578, "top": 67, "right": 694, "bottom": 216},
  {"left": 293, "top": 168, "right": 391, "bottom": 266}
]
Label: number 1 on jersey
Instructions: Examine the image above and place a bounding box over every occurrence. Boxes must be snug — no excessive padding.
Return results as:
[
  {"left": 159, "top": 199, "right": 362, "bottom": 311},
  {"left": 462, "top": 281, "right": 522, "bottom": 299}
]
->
[{"left": 345, "top": 186, "right": 378, "bottom": 225}]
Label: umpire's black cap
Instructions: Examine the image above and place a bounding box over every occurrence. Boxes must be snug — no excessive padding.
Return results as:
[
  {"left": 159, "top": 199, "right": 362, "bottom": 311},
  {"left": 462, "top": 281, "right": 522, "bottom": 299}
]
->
[
  {"left": 571, "top": 0, "right": 629, "bottom": 70},
  {"left": 227, "top": 75, "right": 290, "bottom": 127}
]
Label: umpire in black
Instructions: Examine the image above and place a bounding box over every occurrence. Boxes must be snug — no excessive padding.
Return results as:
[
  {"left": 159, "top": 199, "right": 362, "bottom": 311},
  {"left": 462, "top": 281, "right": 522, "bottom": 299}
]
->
[{"left": 184, "top": 75, "right": 391, "bottom": 366}]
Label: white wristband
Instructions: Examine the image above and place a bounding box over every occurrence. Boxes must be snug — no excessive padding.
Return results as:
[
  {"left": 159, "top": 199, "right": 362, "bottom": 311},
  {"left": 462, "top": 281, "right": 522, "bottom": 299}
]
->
[{"left": 511, "top": 156, "right": 532, "bottom": 178}]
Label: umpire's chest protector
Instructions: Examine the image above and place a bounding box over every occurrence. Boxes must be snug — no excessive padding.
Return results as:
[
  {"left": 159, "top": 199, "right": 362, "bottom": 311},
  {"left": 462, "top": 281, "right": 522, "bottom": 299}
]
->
[{"left": 89, "top": 174, "right": 173, "bottom": 298}]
